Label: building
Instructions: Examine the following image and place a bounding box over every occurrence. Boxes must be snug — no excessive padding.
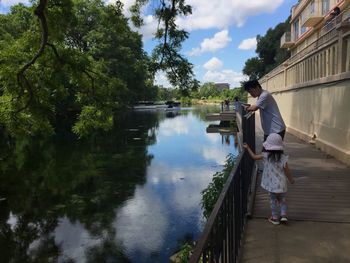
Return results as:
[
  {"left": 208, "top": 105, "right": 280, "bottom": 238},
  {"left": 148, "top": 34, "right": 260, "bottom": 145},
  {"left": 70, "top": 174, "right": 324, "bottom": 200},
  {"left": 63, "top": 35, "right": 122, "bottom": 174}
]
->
[
  {"left": 215, "top": 83, "right": 230, "bottom": 91},
  {"left": 251, "top": 0, "right": 350, "bottom": 165}
]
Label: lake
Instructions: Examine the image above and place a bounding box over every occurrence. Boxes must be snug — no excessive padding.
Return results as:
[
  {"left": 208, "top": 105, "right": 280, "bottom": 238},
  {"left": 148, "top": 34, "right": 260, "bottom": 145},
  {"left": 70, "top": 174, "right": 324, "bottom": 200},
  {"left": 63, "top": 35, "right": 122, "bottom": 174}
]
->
[{"left": 0, "top": 106, "right": 239, "bottom": 263}]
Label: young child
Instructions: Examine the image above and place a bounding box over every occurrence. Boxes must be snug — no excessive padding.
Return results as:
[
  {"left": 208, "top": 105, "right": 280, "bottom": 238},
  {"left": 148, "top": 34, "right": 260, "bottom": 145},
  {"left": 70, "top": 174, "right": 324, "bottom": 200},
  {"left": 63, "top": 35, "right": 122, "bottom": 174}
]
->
[{"left": 243, "top": 133, "right": 294, "bottom": 225}]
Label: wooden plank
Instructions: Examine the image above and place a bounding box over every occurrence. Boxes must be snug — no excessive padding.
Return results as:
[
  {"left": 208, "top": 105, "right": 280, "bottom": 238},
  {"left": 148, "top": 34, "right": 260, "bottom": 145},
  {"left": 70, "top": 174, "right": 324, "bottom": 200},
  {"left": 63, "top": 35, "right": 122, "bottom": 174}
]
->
[{"left": 252, "top": 133, "right": 350, "bottom": 223}]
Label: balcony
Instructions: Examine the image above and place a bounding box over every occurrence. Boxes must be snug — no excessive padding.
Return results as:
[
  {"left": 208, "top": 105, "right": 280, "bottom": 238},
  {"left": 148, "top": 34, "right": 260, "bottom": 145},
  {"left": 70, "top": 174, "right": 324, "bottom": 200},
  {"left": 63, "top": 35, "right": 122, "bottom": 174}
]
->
[
  {"left": 302, "top": 12, "right": 323, "bottom": 27},
  {"left": 280, "top": 32, "right": 294, "bottom": 48}
]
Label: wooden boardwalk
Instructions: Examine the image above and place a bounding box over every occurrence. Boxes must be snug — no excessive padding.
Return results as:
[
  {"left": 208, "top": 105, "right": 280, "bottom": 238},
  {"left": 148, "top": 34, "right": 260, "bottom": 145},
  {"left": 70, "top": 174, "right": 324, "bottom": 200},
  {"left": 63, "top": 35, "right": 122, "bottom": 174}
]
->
[
  {"left": 253, "top": 133, "right": 350, "bottom": 223},
  {"left": 241, "top": 131, "right": 350, "bottom": 262}
]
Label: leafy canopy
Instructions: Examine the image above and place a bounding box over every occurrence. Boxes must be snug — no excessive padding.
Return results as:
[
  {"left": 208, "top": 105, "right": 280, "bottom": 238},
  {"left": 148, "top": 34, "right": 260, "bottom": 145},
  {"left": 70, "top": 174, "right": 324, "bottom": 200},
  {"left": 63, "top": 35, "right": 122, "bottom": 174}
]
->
[
  {"left": 0, "top": 0, "right": 153, "bottom": 137},
  {"left": 243, "top": 17, "right": 290, "bottom": 80}
]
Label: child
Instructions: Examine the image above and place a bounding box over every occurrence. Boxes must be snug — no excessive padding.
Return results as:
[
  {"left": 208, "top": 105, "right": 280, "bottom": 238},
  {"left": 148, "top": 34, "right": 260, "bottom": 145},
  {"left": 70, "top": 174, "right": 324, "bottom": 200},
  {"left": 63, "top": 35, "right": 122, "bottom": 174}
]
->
[{"left": 243, "top": 133, "right": 294, "bottom": 225}]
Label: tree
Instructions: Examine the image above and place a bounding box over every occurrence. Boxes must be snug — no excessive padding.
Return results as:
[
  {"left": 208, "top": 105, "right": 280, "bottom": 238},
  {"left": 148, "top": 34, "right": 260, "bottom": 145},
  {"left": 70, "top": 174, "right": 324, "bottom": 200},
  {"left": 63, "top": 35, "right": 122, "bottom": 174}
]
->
[
  {"left": 131, "top": 0, "right": 196, "bottom": 90},
  {"left": 0, "top": 0, "right": 152, "bottom": 137},
  {"left": 199, "top": 82, "right": 219, "bottom": 99},
  {"left": 242, "top": 57, "right": 265, "bottom": 80},
  {"left": 0, "top": 0, "right": 197, "bottom": 138},
  {"left": 243, "top": 17, "right": 290, "bottom": 79}
]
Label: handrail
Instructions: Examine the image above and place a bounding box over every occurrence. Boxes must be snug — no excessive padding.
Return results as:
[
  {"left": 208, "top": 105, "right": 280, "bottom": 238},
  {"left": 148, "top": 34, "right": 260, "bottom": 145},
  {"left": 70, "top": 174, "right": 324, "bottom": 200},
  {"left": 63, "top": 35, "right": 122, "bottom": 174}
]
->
[
  {"left": 189, "top": 152, "right": 245, "bottom": 262},
  {"left": 189, "top": 102, "right": 256, "bottom": 263}
]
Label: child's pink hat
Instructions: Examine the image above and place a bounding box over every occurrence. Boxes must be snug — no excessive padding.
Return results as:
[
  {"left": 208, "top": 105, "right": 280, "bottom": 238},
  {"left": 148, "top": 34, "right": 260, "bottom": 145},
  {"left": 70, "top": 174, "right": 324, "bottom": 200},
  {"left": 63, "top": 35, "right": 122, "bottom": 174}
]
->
[{"left": 263, "top": 133, "right": 284, "bottom": 151}]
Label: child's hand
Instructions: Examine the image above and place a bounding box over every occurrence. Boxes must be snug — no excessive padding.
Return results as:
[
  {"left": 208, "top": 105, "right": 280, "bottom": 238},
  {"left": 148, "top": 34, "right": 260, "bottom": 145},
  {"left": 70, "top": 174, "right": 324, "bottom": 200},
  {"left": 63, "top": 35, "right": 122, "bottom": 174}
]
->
[{"left": 242, "top": 143, "right": 249, "bottom": 149}]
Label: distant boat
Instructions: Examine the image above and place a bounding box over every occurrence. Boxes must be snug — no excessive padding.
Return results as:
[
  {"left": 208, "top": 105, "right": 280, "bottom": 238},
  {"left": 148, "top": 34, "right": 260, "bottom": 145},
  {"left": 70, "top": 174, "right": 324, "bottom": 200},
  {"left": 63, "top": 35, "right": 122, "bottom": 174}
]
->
[
  {"left": 165, "top": 101, "right": 181, "bottom": 111},
  {"left": 133, "top": 101, "right": 168, "bottom": 110},
  {"left": 133, "top": 104, "right": 167, "bottom": 110},
  {"left": 133, "top": 101, "right": 181, "bottom": 111}
]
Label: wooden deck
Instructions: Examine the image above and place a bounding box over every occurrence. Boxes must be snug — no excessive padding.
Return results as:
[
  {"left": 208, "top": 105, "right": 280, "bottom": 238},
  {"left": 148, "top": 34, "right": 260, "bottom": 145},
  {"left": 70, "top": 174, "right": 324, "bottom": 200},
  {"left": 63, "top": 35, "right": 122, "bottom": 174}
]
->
[
  {"left": 253, "top": 133, "right": 350, "bottom": 223},
  {"left": 241, "top": 130, "right": 350, "bottom": 262},
  {"left": 205, "top": 111, "right": 236, "bottom": 121}
]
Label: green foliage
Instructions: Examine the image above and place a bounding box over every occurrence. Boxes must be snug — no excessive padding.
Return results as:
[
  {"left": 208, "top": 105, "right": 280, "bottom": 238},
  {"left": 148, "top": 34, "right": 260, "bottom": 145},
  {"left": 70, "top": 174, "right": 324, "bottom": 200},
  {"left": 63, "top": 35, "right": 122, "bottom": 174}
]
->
[
  {"left": 72, "top": 106, "right": 113, "bottom": 138},
  {"left": 243, "top": 17, "right": 291, "bottom": 79},
  {"left": 177, "top": 242, "right": 194, "bottom": 263},
  {"left": 198, "top": 82, "right": 219, "bottom": 99},
  {"left": 193, "top": 82, "right": 246, "bottom": 102},
  {"left": 131, "top": 0, "right": 197, "bottom": 90},
  {"left": 0, "top": 0, "right": 154, "bottom": 138},
  {"left": 180, "top": 96, "right": 192, "bottom": 106},
  {"left": 201, "top": 154, "right": 236, "bottom": 219},
  {"left": 243, "top": 57, "right": 265, "bottom": 80}
]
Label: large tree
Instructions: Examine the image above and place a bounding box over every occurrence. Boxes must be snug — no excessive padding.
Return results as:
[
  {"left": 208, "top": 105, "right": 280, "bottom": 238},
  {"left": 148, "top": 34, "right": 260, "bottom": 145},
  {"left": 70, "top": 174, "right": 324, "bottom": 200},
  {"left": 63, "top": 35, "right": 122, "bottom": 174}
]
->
[
  {"left": 243, "top": 17, "right": 290, "bottom": 79},
  {"left": 0, "top": 0, "right": 190, "bottom": 138}
]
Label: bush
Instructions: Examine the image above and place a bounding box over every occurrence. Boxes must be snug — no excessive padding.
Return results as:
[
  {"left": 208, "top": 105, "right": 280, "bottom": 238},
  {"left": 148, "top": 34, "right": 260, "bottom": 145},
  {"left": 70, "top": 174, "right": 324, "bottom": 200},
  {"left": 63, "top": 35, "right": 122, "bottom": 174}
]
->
[{"left": 201, "top": 154, "right": 236, "bottom": 219}]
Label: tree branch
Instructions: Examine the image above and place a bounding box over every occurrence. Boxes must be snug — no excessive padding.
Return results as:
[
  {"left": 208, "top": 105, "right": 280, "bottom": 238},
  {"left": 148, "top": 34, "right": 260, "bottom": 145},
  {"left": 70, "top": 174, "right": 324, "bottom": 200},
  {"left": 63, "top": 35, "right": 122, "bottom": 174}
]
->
[{"left": 16, "top": 0, "right": 48, "bottom": 112}]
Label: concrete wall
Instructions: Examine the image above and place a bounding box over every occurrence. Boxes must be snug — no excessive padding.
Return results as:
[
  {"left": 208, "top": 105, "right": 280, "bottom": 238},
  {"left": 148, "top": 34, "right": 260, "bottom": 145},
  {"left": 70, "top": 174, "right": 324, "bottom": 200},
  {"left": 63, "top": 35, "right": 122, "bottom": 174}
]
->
[
  {"left": 255, "top": 4, "right": 350, "bottom": 165},
  {"left": 248, "top": 80, "right": 350, "bottom": 165}
]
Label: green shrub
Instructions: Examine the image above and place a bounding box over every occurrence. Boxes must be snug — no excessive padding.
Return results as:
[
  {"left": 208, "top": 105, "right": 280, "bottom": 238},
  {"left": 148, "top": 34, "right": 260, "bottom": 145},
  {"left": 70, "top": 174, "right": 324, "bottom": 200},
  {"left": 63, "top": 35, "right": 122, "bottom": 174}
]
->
[{"left": 201, "top": 154, "right": 236, "bottom": 219}]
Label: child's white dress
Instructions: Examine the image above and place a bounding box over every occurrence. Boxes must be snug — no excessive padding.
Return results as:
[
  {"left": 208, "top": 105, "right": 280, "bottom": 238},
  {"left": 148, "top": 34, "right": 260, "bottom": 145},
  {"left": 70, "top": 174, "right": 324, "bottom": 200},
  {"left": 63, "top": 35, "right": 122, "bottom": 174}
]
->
[{"left": 261, "top": 153, "right": 289, "bottom": 193}]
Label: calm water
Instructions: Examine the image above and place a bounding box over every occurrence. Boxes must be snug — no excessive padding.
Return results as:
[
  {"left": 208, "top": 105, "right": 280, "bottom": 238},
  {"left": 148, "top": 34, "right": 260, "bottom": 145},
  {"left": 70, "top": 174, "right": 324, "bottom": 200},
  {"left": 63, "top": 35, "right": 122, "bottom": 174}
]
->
[{"left": 0, "top": 106, "right": 238, "bottom": 263}]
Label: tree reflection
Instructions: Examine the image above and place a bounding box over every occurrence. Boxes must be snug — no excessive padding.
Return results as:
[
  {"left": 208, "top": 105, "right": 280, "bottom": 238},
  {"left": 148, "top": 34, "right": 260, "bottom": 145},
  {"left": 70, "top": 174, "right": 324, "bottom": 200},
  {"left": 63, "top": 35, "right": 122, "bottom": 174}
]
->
[{"left": 0, "top": 111, "right": 160, "bottom": 262}]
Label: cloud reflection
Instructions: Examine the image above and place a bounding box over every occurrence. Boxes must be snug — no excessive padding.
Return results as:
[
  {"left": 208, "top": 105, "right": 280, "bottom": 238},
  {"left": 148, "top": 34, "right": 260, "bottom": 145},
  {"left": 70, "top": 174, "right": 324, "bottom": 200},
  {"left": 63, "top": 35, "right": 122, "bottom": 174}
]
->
[
  {"left": 114, "top": 160, "right": 218, "bottom": 259},
  {"left": 114, "top": 187, "right": 169, "bottom": 254},
  {"left": 201, "top": 147, "right": 229, "bottom": 165},
  {"left": 54, "top": 217, "right": 104, "bottom": 263},
  {"left": 158, "top": 116, "right": 189, "bottom": 137}
]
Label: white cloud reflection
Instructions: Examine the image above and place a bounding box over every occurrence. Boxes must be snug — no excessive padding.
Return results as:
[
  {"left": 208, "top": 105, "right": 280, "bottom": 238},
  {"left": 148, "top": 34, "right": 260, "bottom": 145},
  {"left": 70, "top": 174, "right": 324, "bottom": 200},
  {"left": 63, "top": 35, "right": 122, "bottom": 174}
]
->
[
  {"left": 205, "top": 132, "right": 221, "bottom": 144},
  {"left": 158, "top": 116, "right": 190, "bottom": 137},
  {"left": 54, "top": 217, "right": 104, "bottom": 263},
  {"left": 201, "top": 147, "right": 228, "bottom": 165},
  {"left": 114, "top": 162, "right": 216, "bottom": 256},
  {"left": 114, "top": 187, "right": 169, "bottom": 254}
]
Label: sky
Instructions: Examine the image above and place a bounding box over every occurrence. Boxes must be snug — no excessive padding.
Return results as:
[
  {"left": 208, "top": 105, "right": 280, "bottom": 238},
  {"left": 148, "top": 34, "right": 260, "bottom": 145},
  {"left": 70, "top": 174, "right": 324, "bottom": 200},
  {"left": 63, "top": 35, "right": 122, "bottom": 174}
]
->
[{"left": 0, "top": 0, "right": 296, "bottom": 88}]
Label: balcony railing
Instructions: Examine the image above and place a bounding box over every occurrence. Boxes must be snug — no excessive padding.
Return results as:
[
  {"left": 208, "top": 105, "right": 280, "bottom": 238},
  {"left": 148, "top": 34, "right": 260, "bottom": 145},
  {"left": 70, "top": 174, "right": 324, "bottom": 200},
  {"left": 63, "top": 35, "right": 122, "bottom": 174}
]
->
[
  {"left": 280, "top": 32, "right": 294, "bottom": 48},
  {"left": 189, "top": 103, "right": 256, "bottom": 263},
  {"left": 302, "top": 1, "right": 324, "bottom": 28},
  {"left": 260, "top": 9, "right": 350, "bottom": 93}
]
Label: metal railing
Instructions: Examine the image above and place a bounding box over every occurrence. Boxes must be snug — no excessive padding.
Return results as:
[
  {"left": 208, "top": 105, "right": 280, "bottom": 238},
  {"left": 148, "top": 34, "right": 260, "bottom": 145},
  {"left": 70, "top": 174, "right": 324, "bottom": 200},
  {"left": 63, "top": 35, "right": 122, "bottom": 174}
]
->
[{"left": 189, "top": 103, "right": 256, "bottom": 263}]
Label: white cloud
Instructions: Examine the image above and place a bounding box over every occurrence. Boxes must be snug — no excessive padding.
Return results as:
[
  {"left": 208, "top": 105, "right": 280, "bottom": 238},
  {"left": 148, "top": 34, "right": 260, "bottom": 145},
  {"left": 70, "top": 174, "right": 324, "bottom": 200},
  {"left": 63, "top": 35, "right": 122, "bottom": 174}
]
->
[
  {"left": 238, "top": 37, "right": 257, "bottom": 50},
  {"left": 203, "top": 57, "right": 223, "bottom": 71},
  {"left": 188, "top": 30, "right": 231, "bottom": 56},
  {"left": 108, "top": 0, "right": 158, "bottom": 40},
  {"left": 137, "top": 14, "right": 159, "bottom": 40},
  {"left": 154, "top": 71, "right": 172, "bottom": 88},
  {"left": 0, "top": 0, "right": 29, "bottom": 6},
  {"left": 203, "top": 69, "right": 247, "bottom": 88},
  {"left": 118, "top": 0, "right": 135, "bottom": 12},
  {"left": 177, "top": 0, "right": 284, "bottom": 31}
]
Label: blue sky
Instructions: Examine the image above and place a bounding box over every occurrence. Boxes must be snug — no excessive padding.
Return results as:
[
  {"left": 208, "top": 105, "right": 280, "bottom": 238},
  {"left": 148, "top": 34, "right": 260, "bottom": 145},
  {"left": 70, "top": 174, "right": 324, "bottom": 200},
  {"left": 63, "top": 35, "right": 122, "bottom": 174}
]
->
[{"left": 0, "top": 0, "right": 296, "bottom": 88}]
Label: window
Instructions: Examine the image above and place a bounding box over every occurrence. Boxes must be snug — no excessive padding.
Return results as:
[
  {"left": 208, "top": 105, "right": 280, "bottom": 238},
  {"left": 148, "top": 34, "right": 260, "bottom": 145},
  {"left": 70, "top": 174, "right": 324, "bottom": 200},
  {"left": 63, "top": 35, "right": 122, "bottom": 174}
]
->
[
  {"left": 301, "top": 26, "right": 308, "bottom": 35},
  {"left": 310, "top": 0, "right": 315, "bottom": 14},
  {"left": 322, "top": 0, "right": 330, "bottom": 15},
  {"left": 300, "top": 13, "right": 307, "bottom": 34},
  {"left": 294, "top": 19, "right": 300, "bottom": 40}
]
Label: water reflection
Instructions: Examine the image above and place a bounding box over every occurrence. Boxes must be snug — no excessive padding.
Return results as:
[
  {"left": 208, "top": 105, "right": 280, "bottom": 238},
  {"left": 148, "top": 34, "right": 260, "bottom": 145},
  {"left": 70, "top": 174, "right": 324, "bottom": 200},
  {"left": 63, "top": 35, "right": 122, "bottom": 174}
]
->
[{"left": 0, "top": 106, "right": 238, "bottom": 262}]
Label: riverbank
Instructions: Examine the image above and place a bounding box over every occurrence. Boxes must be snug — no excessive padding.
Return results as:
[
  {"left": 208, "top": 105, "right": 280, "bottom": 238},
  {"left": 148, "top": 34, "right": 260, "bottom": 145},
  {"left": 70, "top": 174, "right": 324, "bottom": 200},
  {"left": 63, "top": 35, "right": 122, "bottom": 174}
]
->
[{"left": 191, "top": 99, "right": 222, "bottom": 105}]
